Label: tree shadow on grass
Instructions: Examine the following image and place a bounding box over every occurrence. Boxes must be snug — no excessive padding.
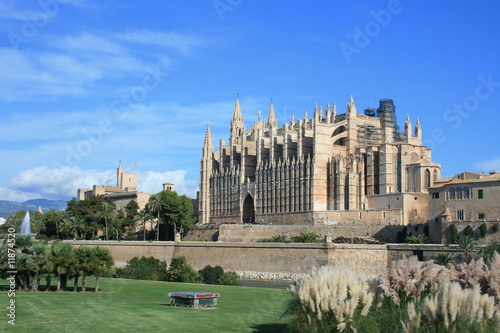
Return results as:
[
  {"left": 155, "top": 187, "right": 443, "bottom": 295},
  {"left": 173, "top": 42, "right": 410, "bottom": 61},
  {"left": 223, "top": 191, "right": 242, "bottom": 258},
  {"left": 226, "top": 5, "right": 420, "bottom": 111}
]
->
[{"left": 250, "top": 323, "right": 289, "bottom": 333}]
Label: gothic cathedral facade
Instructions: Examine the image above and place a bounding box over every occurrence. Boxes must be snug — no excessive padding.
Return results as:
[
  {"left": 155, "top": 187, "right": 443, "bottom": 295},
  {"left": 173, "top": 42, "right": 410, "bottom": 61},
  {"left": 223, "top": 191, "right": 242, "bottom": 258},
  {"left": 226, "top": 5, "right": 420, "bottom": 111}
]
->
[{"left": 199, "top": 97, "right": 440, "bottom": 225}]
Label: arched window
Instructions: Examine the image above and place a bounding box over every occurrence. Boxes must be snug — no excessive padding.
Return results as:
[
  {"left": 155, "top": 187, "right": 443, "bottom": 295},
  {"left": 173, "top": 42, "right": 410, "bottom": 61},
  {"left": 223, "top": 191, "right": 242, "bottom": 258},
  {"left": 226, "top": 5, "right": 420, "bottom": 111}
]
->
[
  {"left": 449, "top": 187, "right": 455, "bottom": 199},
  {"left": 463, "top": 187, "right": 470, "bottom": 199},
  {"left": 425, "top": 169, "right": 431, "bottom": 188},
  {"left": 433, "top": 169, "right": 438, "bottom": 182},
  {"left": 457, "top": 187, "right": 462, "bottom": 199}
]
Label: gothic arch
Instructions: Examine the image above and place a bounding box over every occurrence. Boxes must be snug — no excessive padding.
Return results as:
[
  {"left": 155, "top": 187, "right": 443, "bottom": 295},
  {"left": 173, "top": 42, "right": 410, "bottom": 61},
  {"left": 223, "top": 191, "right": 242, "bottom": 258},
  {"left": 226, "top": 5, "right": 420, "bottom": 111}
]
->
[
  {"left": 425, "top": 169, "right": 431, "bottom": 188},
  {"left": 242, "top": 194, "right": 255, "bottom": 223}
]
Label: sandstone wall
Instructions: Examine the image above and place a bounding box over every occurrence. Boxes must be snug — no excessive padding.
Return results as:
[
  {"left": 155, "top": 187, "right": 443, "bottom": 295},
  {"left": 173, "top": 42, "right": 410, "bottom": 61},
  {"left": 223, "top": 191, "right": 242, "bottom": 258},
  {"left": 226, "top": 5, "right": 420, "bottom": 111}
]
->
[
  {"left": 216, "top": 224, "right": 420, "bottom": 243},
  {"left": 66, "top": 240, "right": 455, "bottom": 279}
]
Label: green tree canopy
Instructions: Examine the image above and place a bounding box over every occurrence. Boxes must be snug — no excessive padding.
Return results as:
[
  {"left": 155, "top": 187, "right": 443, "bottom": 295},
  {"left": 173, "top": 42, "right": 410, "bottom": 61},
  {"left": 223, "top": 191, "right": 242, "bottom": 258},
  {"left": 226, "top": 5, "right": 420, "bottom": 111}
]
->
[{"left": 145, "top": 190, "right": 196, "bottom": 240}]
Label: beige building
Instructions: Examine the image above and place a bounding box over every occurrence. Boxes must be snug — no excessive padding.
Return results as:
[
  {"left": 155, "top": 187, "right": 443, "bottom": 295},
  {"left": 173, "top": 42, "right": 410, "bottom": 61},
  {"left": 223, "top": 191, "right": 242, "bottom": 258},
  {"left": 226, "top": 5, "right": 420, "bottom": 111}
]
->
[
  {"left": 428, "top": 171, "right": 500, "bottom": 223},
  {"left": 199, "top": 97, "right": 440, "bottom": 225},
  {"left": 77, "top": 163, "right": 151, "bottom": 211}
]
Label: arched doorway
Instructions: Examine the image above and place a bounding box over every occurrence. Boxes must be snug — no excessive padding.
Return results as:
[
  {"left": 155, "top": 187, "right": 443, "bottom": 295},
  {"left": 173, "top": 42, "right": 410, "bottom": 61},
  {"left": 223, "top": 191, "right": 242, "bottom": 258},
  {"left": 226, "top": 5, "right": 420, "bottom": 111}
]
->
[{"left": 242, "top": 195, "right": 255, "bottom": 223}]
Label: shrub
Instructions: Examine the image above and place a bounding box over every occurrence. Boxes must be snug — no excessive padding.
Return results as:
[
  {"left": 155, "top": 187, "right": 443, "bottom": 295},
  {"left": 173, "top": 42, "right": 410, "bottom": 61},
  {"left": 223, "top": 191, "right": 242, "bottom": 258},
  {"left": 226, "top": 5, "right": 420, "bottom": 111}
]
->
[
  {"left": 449, "top": 224, "right": 459, "bottom": 244},
  {"left": 257, "top": 234, "right": 288, "bottom": 243},
  {"left": 480, "top": 223, "right": 488, "bottom": 238},
  {"left": 435, "top": 253, "right": 455, "bottom": 266},
  {"left": 220, "top": 271, "right": 240, "bottom": 286},
  {"left": 493, "top": 224, "right": 499, "bottom": 233},
  {"left": 199, "top": 265, "right": 224, "bottom": 284},
  {"left": 405, "top": 235, "right": 430, "bottom": 244},
  {"left": 117, "top": 256, "right": 168, "bottom": 281},
  {"left": 291, "top": 232, "right": 320, "bottom": 243},
  {"left": 199, "top": 265, "right": 240, "bottom": 286},
  {"left": 166, "top": 256, "right": 201, "bottom": 283},
  {"left": 464, "top": 225, "right": 474, "bottom": 238}
]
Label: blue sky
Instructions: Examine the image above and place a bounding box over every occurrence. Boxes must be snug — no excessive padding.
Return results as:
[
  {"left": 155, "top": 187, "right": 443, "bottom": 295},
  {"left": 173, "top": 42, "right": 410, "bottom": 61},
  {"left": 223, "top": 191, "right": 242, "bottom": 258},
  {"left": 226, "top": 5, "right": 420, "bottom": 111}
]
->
[{"left": 1, "top": 0, "right": 500, "bottom": 201}]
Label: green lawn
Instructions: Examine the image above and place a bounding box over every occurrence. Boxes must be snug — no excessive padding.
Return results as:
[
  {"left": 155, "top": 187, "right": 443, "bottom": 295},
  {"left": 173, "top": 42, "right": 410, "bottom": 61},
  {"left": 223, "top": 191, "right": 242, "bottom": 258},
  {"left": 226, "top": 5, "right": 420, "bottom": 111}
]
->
[{"left": 0, "top": 278, "right": 292, "bottom": 332}]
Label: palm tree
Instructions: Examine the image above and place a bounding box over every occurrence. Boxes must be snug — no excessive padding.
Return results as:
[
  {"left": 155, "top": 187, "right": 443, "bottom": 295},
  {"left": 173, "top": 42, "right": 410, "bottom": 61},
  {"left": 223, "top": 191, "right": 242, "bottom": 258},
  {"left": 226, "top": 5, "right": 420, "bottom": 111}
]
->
[
  {"left": 405, "top": 234, "right": 430, "bottom": 244},
  {"left": 16, "top": 235, "right": 33, "bottom": 253},
  {"left": 481, "top": 240, "right": 500, "bottom": 263},
  {"left": 29, "top": 243, "right": 52, "bottom": 292},
  {"left": 30, "top": 217, "right": 46, "bottom": 238},
  {"left": 59, "top": 218, "right": 72, "bottom": 239},
  {"left": 458, "top": 235, "right": 478, "bottom": 263},
  {"left": 139, "top": 209, "right": 150, "bottom": 241},
  {"left": 63, "top": 216, "right": 86, "bottom": 239},
  {"left": 435, "top": 253, "right": 455, "bottom": 266},
  {"left": 15, "top": 252, "right": 34, "bottom": 291},
  {"left": 75, "top": 247, "right": 94, "bottom": 292},
  {"left": 91, "top": 246, "right": 114, "bottom": 292},
  {"left": 97, "top": 203, "right": 117, "bottom": 240},
  {"left": 146, "top": 194, "right": 164, "bottom": 241},
  {"left": 49, "top": 242, "right": 75, "bottom": 291}
]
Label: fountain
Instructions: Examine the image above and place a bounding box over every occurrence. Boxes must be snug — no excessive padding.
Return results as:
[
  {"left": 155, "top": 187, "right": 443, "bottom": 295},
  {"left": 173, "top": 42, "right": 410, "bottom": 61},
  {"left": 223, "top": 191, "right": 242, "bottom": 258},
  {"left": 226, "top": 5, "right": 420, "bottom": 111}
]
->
[{"left": 20, "top": 211, "right": 32, "bottom": 235}]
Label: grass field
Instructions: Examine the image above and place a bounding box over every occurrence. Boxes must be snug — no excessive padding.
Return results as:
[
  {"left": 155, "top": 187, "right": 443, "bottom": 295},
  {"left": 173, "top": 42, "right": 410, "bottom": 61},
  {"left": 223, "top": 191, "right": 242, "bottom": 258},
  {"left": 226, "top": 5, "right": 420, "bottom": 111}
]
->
[{"left": 0, "top": 278, "right": 292, "bottom": 332}]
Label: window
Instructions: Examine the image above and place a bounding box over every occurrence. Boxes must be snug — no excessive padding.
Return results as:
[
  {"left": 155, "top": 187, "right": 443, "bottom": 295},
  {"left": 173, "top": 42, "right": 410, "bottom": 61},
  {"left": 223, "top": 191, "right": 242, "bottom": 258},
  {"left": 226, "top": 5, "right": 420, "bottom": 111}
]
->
[
  {"left": 432, "top": 192, "right": 440, "bottom": 199},
  {"left": 478, "top": 189, "right": 484, "bottom": 199},
  {"left": 463, "top": 187, "right": 470, "bottom": 199},
  {"left": 457, "top": 209, "right": 464, "bottom": 221},
  {"left": 449, "top": 188, "right": 456, "bottom": 199},
  {"left": 478, "top": 213, "right": 485, "bottom": 220},
  {"left": 457, "top": 187, "right": 462, "bottom": 199}
]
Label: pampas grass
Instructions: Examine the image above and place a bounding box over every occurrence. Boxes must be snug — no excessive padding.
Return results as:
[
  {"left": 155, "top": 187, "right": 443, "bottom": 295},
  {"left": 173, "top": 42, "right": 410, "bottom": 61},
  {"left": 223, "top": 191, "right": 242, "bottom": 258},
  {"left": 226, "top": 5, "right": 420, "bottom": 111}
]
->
[
  {"left": 380, "top": 256, "right": 450, "bottom": 305},
  {"left": 288, "top": 265, "right": 380, "bottom": 332},
  {"left": 403, "top": 282, "right": 500, "bottom": 333}
]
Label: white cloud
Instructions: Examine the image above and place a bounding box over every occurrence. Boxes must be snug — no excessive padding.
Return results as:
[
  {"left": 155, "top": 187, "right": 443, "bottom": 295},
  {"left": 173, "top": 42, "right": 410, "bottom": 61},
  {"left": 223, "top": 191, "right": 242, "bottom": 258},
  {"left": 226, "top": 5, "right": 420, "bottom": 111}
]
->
[
  {"left": 0, "top": 27, "right": 203, "bottom": 102},
  {"left": 2, "top": 166, "right": 198, "bottom": 202},
  {"left": 474, "top": 157, "right": 500, "bottom": 172},
  {"left": 139, "top": 170, "right": 198, "bottom": 197},
  {"left": 9, "top": 166, "right": 115, "bottom": 200}
]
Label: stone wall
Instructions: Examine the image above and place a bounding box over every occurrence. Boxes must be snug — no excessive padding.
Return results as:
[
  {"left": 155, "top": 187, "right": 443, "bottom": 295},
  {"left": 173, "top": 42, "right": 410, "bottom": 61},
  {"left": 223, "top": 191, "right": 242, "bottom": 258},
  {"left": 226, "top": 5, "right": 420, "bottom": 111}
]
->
[
  {"left": 216, "top": 224, "right": 422, "bottom": 243},
  {"left": 66, "top": 240, "right": 454, "bottom": 279},
  {"left": 439, "top": 221, "right": 500, "bottom": 244},
  {"left": 184, "top": 225, "right": 219, "bottom": 242}
]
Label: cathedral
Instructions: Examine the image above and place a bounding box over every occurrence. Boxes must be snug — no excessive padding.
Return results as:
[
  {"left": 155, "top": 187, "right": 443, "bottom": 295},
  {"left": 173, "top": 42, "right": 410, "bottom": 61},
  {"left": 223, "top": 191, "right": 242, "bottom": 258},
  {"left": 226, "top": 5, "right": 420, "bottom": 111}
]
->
[{"left": 199, "top": 96, "right": 441, "bottom": 226}]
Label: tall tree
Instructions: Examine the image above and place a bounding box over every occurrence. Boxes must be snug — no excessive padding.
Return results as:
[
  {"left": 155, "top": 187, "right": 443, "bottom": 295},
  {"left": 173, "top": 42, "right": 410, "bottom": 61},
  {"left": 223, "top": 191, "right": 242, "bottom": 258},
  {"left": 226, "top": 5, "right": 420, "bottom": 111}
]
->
[
  {"left": 146, "top": 194, "right": 164, "bottom": 241},
  {"left": 151, "top": 190, "right": 196, "bottom": 240},
  {"left": 124, "top": 200, "right": 140, "bottom": 236},
  {"left": 63, "top": 216, "right": 86, "bottom": 239},
  {"left": 42, "top": 209, "right": 65, "bottom": 239},
  {"left": 91, "top": 246, "right": 114, "bottom": 292},
  {"left": 139, "top": 209, "right": 151, "bottom": 241},
  {"left": 97, "top": 202, "right": 117, "bottom": 240},
  {"left": 74, "top": 246, "right": 94, "bottom": 292},
  {"left": 29, "top": 243, "right": 52, "bottom": 292}
]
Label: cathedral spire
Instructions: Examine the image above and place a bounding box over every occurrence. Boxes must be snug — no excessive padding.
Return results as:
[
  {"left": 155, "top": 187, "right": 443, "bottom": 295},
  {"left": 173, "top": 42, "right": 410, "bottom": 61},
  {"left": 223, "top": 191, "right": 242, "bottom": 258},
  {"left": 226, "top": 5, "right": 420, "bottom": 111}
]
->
[
  {"left": 415, "top": 117, "right": 421, "bottom": 138},
  {"left": 404, "top": 114, "right": 412, "bottom": 133},
  {"left": 230, "top": 97, "right": 245, "bottom": 145},
  {"left": 203, "top": 123, "right": 214, "bottom": 153},
  {"left": 231, "top": 97, "right": 244, "bottom": 126},
  {"left": 347, "top": 95, "right": 357, "bottom": 114},
  {"left": 266, "top": 101, "right": 278, "bottom": 127}
]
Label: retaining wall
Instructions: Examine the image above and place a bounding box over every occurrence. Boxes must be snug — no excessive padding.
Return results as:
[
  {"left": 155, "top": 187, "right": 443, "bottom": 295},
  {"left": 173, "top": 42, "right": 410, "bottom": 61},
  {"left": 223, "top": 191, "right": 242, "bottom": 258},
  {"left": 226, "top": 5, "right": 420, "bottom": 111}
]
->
[{"left": 67, "top": 240, "right": 459, "bottom": 278}]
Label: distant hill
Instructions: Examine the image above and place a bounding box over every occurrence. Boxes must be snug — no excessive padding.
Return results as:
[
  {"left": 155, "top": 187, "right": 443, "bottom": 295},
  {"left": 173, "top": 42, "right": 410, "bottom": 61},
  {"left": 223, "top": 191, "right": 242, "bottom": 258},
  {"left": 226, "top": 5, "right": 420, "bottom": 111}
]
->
[{"left": 0, "top": 198, "right": 67, "bottom": 218}]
